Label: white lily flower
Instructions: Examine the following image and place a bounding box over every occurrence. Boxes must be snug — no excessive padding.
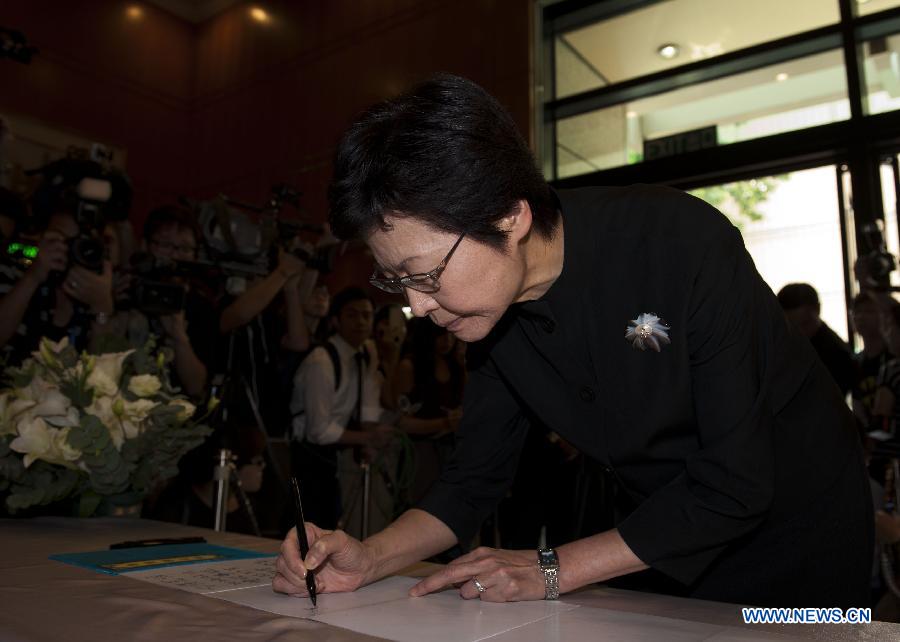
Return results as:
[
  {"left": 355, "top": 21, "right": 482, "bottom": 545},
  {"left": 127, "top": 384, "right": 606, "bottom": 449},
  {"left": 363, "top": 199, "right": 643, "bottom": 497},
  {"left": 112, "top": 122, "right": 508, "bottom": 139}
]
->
[
  {"left": 30, "top": 388, "right": 71, "bottom": 417},
  {"left": 86, "top": 350, "right": 134, "bottom": 397},
  {"left": 10, "top": 416, "right": 53, "bottom": 468},
  {"left": 0, "top": 397, "right": 37, "bottom": 437}
]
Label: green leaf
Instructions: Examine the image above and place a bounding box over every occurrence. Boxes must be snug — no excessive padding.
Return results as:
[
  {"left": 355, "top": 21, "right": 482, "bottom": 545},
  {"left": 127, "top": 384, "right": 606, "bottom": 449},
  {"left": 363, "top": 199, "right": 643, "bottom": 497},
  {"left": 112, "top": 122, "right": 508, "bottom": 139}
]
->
[{"left": 77, "top": 490, "right": 102, "bottom": 517}]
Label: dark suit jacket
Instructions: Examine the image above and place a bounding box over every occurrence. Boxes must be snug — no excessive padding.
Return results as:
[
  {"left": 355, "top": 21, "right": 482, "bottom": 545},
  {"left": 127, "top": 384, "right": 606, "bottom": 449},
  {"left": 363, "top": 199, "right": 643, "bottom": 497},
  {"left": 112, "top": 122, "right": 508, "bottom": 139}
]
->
[{"left": 419, "top": 185, "right": 872, "bottom": 607}]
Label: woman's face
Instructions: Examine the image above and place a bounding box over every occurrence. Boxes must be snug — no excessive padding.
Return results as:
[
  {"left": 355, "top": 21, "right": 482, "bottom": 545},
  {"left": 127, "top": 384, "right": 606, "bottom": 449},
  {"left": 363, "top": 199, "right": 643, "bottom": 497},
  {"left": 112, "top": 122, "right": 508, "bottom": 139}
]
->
[{"left": 366, "top": 209, "right": 530, "bottom": 343}]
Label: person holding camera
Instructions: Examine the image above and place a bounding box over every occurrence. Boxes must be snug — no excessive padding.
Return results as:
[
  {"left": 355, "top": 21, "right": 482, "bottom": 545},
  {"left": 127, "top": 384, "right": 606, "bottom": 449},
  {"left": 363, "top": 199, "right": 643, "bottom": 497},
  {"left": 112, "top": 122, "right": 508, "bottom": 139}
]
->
[
  {"left": 0, "top": 207, "right": 114, "bottom": 366},
  {"left": 133, "top": 205, "right": 214, "bottom": 399},
  {"left": 217, "top": 233, "right": 312, "bottom": 437}
]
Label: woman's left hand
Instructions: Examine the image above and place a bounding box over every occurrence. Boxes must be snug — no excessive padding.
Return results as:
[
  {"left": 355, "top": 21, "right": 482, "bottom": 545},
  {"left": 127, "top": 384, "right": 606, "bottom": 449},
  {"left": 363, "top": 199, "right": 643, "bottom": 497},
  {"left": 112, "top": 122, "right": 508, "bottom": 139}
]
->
[{"left": 409, "top": 546, "right": 546, "bottom": 602}]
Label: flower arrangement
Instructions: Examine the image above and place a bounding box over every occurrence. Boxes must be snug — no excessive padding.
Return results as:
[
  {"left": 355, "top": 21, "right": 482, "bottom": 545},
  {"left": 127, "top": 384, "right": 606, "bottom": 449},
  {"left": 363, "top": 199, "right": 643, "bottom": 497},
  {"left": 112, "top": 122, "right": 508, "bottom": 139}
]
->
[{"left": 0, "top": 337, "right": 211, "bottom": 516}]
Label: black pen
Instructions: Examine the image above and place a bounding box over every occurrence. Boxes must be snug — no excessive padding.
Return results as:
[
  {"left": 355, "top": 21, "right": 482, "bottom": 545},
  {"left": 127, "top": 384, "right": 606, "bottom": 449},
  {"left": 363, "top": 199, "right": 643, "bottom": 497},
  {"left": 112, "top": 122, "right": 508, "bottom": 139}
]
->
[{"left": 291, "top": 477, "right": 317, "bottom": 606}]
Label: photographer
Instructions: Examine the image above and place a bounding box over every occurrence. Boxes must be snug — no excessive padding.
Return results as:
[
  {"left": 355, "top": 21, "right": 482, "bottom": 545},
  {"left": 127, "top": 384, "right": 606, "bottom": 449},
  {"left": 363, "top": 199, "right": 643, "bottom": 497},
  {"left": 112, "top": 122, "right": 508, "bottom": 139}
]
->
[
  {"left": 219, "top": 245, "right": 310, "bottom": 352},
  {"left": 111, "top": 205, "right": 214, "bottom": 399},
  {"left": 217, "top": 234, "right": 311, "bottom": 436},
  {"left": 0, "top": 206, "right": 113, "bottom": 366}
]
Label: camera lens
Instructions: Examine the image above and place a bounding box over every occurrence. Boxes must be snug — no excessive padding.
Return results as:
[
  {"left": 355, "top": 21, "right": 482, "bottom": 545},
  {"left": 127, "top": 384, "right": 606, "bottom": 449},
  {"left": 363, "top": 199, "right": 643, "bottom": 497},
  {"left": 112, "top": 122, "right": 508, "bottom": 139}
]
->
[{"left": 70, "top": 236, "right": 105, "bottom": 272}]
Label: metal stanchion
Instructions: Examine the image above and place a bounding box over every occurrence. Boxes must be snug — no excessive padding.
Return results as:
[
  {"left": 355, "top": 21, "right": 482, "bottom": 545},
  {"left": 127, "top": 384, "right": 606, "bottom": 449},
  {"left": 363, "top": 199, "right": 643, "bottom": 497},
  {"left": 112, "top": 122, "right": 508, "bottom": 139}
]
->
[
  {"left": 213, "top": 448, "right": 233, "bottom": 532},
  {"left": 361, "top": 462, "right": 371, "bottom": 539}
]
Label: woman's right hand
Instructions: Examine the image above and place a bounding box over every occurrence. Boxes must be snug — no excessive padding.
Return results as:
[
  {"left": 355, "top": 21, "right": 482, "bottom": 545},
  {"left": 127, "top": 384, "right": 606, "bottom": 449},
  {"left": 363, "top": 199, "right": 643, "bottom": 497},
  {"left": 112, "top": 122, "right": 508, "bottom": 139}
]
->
[{"left": 273, "top": 523, "right": 375, "bottom": 596}]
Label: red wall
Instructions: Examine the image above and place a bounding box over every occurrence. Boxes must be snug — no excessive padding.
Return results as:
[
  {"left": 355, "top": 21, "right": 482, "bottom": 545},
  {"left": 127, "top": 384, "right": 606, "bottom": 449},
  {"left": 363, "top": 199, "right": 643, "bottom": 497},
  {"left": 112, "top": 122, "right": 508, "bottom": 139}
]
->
[
  {"left": 189, "top": 0, "right": 531, "bottom": 290},
  {"left": 190, "top": 0, "right": 532, "bottom": 212},
  {"left": 0, "top": 0, "right": 194, "bottom": 225},
  {"left": 1, "top": 0, "right": 532, "bottom": 288}
]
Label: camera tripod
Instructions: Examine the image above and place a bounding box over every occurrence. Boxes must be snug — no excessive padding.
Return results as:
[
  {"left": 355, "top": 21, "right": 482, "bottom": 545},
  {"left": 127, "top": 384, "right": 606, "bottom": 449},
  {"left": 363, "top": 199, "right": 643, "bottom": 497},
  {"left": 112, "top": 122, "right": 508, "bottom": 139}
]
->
[
  {"left": 206, "top": 331, "right": 293, "bottom": 536},
  {"left": 212, "top": 447, "right": 261, "bottom": 536}
]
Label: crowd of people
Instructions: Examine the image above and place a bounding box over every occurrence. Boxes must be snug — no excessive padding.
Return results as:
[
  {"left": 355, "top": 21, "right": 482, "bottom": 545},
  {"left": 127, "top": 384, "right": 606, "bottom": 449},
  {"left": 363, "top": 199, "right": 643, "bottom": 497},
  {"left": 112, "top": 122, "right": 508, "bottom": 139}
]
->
[
  {"left": 0, "top": 170, "right": 480, "bottom": 545},
  {"left": 777, "top": 281, "right": 900, "bottom": 617}
]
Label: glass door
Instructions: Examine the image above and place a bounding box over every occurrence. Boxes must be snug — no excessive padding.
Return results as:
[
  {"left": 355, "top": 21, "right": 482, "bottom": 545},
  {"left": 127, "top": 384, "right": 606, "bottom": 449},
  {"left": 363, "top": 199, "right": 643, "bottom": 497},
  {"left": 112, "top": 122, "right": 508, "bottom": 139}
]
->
[{"left": 689, "top": 164, "right": 850, "bottom": 339}]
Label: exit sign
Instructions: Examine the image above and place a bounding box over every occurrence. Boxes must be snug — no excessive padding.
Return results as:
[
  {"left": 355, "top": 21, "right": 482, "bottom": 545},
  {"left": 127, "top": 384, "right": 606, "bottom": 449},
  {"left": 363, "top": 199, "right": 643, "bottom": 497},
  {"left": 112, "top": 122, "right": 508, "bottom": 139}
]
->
[{"left": 643, "top": 126, "right": 717, "bottom": 161}]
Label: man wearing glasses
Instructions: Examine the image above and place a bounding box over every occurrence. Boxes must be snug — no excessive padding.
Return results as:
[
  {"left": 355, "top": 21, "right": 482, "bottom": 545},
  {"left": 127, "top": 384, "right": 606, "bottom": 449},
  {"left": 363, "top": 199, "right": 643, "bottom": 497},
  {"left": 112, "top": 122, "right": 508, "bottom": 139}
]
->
[
  {"left": 138, "top": 205, "right": 213, "bottom": 398},
  {"left": 273, "top": 75, "right": 872, "bottom": 609}
]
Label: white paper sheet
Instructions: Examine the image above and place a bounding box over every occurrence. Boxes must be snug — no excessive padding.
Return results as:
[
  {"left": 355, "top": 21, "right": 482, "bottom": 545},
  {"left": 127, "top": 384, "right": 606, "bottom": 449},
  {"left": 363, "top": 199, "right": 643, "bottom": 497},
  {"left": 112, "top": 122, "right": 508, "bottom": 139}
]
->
[
  {"left": 485, "top": 604, "right": 802, "bottom": 642},
  {"left": 126, "top": 556, "right": 277, "bottom": 594},
  {"left": 213, "top": 575, "right": 580, "bottom": 642}
]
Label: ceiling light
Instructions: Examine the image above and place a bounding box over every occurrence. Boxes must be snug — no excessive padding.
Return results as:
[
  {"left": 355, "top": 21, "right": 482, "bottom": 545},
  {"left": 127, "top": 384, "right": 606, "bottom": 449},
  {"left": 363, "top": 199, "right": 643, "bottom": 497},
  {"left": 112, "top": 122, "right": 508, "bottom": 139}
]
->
[
  {"left": 250, "top": 6, "right": 271, "bottom": 23},
  {"left": 775, "top": 72, "right": 789, "bottom": 82},
  {"left": 126, "top": 5, "right": 144, "bottom": 20},
  {"left": 657, "top": 44, "right": 680, "bottom": 60}
]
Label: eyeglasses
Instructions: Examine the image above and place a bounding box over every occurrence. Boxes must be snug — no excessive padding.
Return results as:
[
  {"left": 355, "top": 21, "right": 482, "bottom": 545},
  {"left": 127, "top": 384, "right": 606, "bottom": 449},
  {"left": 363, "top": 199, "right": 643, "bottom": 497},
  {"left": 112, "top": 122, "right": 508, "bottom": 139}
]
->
[{"left": 370, "top": 233, "right": 465, "bottom": 294}]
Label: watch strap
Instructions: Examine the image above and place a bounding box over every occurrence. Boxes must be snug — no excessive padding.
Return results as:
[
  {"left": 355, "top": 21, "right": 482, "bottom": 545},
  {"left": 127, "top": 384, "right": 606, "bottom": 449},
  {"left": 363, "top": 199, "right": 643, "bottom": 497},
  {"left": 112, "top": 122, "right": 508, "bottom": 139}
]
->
[{"left": 537, "top": 547, "right": 560, "bottom": 600}]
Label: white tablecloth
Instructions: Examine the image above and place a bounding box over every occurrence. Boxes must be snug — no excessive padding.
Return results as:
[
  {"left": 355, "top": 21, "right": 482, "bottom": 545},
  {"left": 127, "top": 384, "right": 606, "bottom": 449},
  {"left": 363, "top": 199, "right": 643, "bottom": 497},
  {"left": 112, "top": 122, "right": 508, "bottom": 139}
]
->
[{"left": 0, "top": 517, "right": 897, "bottom": 641}]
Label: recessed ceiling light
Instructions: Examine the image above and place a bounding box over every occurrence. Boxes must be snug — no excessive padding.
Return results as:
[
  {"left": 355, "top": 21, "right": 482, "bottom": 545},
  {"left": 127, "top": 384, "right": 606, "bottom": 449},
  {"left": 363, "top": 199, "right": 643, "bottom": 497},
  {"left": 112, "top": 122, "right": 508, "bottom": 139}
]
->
[
  {"left": 657, "top": 44, "right": 680, "bottom": 59},
  {"left": 250, "top": 6, "right": 271, "bottom": 23},
  {"left": 775, "top": 72, "right": 789, "bottom": 82}
]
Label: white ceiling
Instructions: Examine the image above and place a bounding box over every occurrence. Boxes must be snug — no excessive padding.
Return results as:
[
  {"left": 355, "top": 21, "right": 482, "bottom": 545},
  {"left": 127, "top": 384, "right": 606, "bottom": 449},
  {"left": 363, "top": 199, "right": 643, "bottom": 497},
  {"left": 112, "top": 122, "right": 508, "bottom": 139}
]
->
[{"left": 556, "top": 0, "right": 900, "bottom": 99}]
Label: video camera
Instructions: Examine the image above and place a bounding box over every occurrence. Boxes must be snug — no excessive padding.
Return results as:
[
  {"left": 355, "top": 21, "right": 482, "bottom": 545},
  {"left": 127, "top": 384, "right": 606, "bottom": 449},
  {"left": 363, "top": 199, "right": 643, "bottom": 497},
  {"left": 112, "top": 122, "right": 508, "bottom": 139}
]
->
[
  {"left": 195, "top": 183, "right": 342, "bottom": 276},
  {"left": 125, "top": 252, "right": 188, "bottom": 316}
]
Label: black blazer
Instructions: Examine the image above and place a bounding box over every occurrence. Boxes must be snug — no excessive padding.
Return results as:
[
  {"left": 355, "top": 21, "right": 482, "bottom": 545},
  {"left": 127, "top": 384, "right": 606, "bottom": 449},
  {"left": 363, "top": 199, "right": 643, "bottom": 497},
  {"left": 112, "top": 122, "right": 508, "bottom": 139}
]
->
[{"left": 419, "top": 185, "right": 872, "bottom": 607}]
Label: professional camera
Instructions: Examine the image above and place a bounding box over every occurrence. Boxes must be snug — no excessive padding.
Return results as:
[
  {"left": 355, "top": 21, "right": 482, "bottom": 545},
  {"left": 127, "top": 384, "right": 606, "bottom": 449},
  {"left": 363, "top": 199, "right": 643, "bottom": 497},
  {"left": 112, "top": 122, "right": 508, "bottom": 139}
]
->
[
  {"left": 125, "top": 252, "right": 188, "bottom": 316},
  {"left": 858, "top": 220, "right": 897, "bottom": 288},
  {"left": 29, "top": 153, "right": 133, "bottom": 274},
  {"left": 194, "top": 183, "right": 341, "bottom": 275}
]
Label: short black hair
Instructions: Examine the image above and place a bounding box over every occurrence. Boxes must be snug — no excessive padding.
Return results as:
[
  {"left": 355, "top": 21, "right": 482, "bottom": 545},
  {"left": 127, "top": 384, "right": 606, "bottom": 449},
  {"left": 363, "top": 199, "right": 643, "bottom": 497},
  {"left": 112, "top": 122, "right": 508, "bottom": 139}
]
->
[
  {"left": 143, "top": 204, "right": 198, "bottom": 242},
  {"left": 328, "top": 74, "right": 558, "bottom": 250},
  {"left": 329, "top": 286, "right": 374, "bottom": 318},
  {"left": 777, "top": 283, "right": 819, "bottom": 310}
]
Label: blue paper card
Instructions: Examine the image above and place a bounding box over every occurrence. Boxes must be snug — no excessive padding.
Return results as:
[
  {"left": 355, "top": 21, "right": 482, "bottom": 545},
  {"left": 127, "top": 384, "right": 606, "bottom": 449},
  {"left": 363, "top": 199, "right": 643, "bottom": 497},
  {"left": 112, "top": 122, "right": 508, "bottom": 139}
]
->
[{"left": 50, "top": 543, "right": 275, "bottom": 575}]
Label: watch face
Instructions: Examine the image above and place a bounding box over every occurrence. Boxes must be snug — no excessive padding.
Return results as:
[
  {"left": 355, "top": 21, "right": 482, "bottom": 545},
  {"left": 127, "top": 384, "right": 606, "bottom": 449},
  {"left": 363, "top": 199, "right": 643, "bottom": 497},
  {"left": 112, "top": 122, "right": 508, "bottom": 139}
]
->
[{"left": 538, "top": 548, "right": 559, "bottom": 569}]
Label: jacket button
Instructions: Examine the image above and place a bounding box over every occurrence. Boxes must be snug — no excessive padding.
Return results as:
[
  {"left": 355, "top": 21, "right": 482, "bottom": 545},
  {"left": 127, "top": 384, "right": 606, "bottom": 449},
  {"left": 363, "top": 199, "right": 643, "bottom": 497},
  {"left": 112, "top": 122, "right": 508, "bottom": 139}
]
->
[
  {"left": 541, "top": 319, "right": 556, "bottom": 333},
  {"left": 579, "top": 386, "right": 595, "bottom": 402}
]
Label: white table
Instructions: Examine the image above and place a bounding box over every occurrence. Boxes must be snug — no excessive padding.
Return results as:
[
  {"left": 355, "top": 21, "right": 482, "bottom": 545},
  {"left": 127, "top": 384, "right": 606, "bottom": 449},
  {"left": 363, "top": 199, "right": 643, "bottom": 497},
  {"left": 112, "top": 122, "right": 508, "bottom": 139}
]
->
[{"left": 0, "top": 517, "right": 896, "bottom": 641}]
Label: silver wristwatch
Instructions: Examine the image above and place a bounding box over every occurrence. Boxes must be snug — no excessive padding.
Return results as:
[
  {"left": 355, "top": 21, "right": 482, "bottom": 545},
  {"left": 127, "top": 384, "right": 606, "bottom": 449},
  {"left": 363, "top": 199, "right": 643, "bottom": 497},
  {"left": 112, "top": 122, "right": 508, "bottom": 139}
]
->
[{"left": 537, "top": 547, "right": 560, "bottom": 600}]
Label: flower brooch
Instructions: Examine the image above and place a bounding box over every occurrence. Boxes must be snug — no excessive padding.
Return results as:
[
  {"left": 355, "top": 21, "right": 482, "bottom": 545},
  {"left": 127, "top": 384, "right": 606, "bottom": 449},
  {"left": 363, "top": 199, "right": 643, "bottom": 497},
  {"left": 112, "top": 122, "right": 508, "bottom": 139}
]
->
[{"left": 625, "top": 313, "right": 670, "bottom": 352}]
